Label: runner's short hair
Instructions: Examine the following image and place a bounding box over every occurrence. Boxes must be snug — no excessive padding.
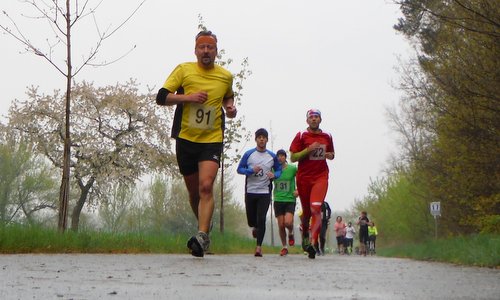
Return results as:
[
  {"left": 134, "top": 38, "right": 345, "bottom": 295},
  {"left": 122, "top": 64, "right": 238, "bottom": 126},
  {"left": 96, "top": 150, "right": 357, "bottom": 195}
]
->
[
  {"left": 195, "top": 30, "right": 217, "bottom": 42},
  {"left": 255, "top": 128, "right": 268, "bottom": 139},
  {"left": 277, "top": 149, "right": 287, "bottom": 157}
]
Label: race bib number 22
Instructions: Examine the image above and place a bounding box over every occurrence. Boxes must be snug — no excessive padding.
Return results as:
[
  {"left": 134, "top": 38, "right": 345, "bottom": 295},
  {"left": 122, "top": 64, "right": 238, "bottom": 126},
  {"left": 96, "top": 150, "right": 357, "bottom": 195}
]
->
[{"left": 309, "top": 144, "right": 326, "bottom": 160}]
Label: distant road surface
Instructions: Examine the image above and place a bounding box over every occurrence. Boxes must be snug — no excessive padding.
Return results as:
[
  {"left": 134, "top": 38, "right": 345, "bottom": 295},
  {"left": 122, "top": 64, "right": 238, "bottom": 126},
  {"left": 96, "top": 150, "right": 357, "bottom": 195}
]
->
[{"left": 1, "top": 254, "right": 499, "bottom": 299}]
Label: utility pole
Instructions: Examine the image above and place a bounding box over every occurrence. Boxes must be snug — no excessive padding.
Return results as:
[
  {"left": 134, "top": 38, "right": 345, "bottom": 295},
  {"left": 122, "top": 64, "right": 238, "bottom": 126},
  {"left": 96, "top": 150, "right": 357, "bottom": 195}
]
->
[{"left": 269, "top": 121, "right": 275, "bottom": 247}]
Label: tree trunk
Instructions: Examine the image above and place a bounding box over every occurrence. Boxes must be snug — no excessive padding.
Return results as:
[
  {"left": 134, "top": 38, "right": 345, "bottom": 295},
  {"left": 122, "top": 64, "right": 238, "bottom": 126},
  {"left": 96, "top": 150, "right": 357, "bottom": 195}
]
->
[
  {"left": 57, "top": 0, "right": 73, "bottom": 232},
  {"left": 58, "top": 140, "right": 71, "bottom": 231},
  {"left": 70, "top": 177, "right": 94, "bottom": 231}
]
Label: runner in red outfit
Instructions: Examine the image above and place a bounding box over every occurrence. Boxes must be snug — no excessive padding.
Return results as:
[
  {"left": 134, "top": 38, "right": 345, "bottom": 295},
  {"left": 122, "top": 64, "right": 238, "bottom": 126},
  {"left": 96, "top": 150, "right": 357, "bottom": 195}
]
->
[{"left": 289, "top": 109, "right": 335, "bottom": 259}]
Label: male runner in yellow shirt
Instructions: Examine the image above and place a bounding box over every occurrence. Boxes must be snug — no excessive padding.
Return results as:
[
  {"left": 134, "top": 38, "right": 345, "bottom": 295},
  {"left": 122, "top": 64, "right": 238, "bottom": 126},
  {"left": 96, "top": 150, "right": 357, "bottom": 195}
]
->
[{"left": 156, "top": 30, "right": 237, "bottom": 257}]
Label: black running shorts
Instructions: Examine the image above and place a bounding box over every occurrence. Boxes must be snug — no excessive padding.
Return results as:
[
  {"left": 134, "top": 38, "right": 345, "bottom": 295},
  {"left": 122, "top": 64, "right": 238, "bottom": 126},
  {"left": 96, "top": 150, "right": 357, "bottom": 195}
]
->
[
  {"left": 273, "top": 201, "right": 296, "bottom": 217},
  {"left": 175, "top": 138, "right": 223, "bottom": 176}
]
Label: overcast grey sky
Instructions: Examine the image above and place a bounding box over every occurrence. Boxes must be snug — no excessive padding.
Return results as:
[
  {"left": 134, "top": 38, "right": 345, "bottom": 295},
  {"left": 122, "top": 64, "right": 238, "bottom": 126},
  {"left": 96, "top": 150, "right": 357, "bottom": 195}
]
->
[{"left": 1, "top": 0, "right": 411, "bottom": 212}]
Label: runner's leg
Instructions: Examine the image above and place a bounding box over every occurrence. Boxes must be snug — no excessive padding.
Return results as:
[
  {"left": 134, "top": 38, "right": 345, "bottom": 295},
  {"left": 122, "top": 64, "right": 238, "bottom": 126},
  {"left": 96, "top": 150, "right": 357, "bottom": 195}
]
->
[
  {"left": 297, "top": 179, "right": 311, "bottom": 250},
  {"left": 276, "top": 213, "right": 287, "bottom": 247},
  {"left": 284, "top": 211, "right": 295, "bottom": 245},
  {"left": 245, "top": 194, "right": 258, "bottom": 229},
  {"left": 197, "top": 161, "right": 218, "bottom": 233},
  {"left": 309, "top": 179, "right": 328, "bottom": 247},
  {"left": 183, "top": 173, "right": 200, "bottom": 219},
  {"left": 255, "top": 194, "right": 271, "bottom": 246}
]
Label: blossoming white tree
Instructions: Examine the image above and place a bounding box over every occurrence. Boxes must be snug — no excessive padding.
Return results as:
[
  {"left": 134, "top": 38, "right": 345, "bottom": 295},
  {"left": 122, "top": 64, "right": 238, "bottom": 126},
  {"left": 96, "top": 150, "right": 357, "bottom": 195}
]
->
[{"left": 7, "top": 80, "right": 176, "bottom": 231}]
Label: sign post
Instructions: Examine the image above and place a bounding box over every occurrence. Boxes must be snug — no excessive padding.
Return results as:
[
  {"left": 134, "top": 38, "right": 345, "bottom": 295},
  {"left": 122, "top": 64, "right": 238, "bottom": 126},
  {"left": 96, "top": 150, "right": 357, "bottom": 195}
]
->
[{"left": 430, "top": 202, "right": 441, "bottom": 239}]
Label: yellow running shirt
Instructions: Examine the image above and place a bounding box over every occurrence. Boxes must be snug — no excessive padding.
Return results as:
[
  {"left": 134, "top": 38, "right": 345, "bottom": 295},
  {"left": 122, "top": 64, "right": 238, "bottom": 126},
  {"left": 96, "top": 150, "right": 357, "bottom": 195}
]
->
[{"left": 163, "top": 62, "right": 234, "bottom": 143}]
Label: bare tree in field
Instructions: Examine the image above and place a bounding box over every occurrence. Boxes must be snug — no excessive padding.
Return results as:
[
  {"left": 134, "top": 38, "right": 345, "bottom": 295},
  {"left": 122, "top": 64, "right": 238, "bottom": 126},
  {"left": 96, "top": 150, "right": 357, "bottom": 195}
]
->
[{"left": 0, "top": 0, "right": 145, "bottom": 231}]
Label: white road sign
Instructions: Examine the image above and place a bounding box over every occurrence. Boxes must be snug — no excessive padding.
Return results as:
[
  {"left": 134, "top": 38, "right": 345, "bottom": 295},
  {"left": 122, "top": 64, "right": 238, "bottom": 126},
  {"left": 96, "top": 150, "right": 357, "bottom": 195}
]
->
[{"left": 430, "top": 202, "right": 441, "bottom": 216}]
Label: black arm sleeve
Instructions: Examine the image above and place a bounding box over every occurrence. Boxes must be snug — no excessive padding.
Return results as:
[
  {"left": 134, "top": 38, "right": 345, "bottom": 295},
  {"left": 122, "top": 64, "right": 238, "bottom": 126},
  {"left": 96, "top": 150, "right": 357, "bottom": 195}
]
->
[{"left": 156, "top": 88, "right": 170, "bottom": 106}]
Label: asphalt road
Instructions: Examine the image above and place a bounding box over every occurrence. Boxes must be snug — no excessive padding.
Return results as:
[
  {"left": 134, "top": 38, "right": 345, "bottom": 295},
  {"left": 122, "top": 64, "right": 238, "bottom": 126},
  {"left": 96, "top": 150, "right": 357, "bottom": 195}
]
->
[{"left": 1, "top": 253, "right": 499, "bottom": 300}]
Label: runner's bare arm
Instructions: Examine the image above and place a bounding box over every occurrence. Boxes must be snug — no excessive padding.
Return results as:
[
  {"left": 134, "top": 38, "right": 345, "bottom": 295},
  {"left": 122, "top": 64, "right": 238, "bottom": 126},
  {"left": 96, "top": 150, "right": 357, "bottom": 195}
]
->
[
  {"left": 223, "top": 95, "right": 237, "bottom": 118},
  {"left": 290, "top": 142, "right": 320, "bottom": 162}
]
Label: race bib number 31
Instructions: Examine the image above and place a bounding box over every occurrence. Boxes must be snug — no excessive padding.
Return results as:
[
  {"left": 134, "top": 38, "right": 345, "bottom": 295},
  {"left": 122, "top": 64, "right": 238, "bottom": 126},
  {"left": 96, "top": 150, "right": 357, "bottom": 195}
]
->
[
  {"left": 189, "top": 104, "right": 216, "bottom": 129},
  {"left": 276, "top": 181, "right": 290, "bottom": 192}
]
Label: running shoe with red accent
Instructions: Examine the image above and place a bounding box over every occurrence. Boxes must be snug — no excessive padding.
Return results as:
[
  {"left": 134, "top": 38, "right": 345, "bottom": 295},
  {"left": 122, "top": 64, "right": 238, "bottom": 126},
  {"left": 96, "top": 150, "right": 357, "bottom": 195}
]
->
[
  {"left": 280, "top": 247, "right": 288, "bottom": 256},
  {"left": 288, "top": 234, "right": 295, "bottom": 246}
]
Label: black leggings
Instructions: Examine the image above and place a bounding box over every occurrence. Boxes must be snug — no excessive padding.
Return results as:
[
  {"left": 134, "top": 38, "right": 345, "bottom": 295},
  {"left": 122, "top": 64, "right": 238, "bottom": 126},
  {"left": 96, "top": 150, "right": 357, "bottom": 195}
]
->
[
  {"left": 319, "top": 221, "right": 329, "bottom": 248},
  {"left": 245, "top": 193, "right": 271, "bottom": 246}
]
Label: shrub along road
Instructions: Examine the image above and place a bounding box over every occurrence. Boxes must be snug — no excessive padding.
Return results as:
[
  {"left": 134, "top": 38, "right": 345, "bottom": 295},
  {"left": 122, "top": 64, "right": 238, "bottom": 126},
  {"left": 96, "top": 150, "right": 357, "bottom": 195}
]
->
[{"left": 1, "top": 253, "right": 499, "bottom": 299}]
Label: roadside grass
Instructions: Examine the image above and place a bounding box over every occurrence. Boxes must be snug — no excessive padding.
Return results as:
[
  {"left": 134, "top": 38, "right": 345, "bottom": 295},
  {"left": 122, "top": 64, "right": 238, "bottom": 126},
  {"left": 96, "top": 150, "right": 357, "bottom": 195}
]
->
[
  {"left": 377, "top": 234, "right": 500, "bottom": 268},
  {"left": 0, "top": 224, "right": 295, "bottom": 255},
  {"left": 3, "top": 225, "right": 497, "bottom": 267}
]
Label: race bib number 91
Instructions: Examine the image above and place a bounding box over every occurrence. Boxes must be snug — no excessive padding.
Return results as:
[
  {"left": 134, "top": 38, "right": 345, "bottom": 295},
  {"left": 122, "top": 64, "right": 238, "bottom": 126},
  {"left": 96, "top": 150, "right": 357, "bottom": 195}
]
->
[{"left": 189, "top": 103, "right": 216, "bottom": 129}]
